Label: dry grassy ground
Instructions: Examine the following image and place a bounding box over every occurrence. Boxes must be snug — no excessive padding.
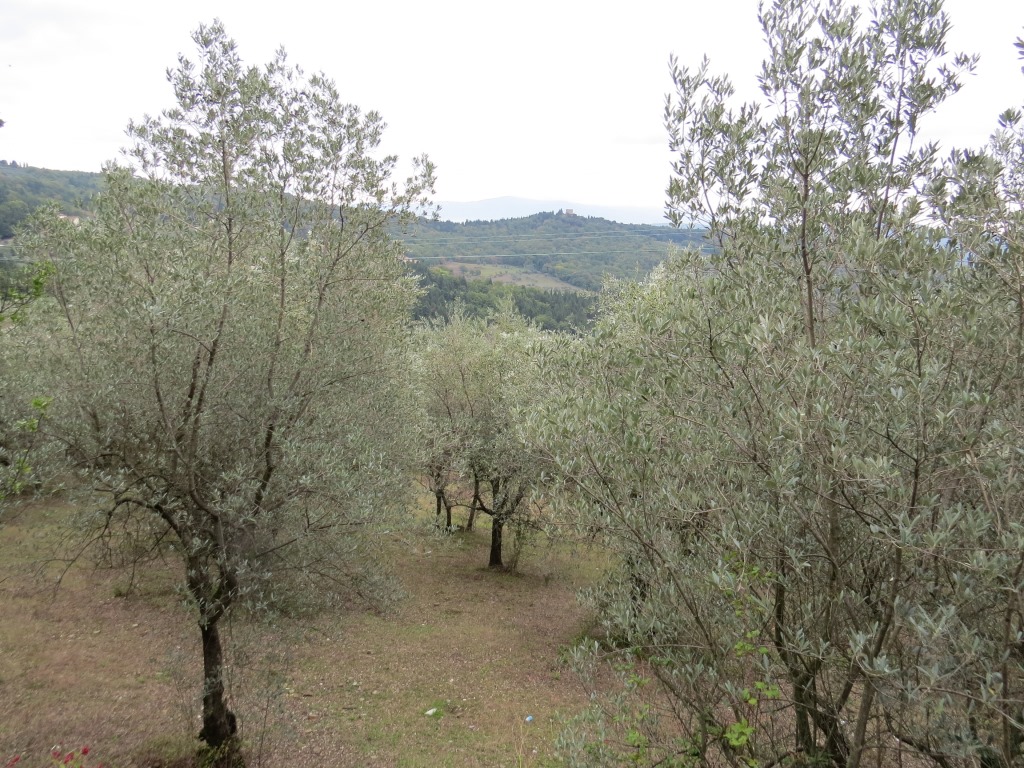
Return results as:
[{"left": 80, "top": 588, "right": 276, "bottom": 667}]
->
[{"left": 0, "top": 499, "right": 600, "bottom": 767}]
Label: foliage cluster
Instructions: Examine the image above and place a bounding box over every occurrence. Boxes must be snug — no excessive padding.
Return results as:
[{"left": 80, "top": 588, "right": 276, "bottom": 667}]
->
[
  {"left": 0, "top": 259, "right": 53, "bottom": 511},
  {"left": 532, "top": 2, "right": 1024, "bottom": 767}
]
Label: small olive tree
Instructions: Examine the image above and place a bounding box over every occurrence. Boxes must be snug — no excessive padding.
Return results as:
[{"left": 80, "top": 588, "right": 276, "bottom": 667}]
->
[
  {"left": 415, "top": 302, "right": 544, "bottom": 568},
  {"left": 533, "top": 3, "right": 1024, "bottom": 767},
  {"left": 414, "top": 305, "right": 486, "bottom": 533},
  {"left": 24, "top": 22, "right": 432, "bottom": 757}
]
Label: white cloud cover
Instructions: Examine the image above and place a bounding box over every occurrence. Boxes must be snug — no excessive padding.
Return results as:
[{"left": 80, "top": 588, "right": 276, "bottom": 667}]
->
[{"left": 1, "top": 0, "right": 1020, "bottom": 210}]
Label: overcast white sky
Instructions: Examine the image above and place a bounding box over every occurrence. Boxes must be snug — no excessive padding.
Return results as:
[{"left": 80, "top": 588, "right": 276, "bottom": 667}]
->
[{"left": 2, "top": 0, "right": 1022, "bottom": 213}]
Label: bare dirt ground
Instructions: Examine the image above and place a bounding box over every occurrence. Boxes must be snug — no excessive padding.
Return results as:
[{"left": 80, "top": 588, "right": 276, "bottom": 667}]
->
[{"left": 0, "top": 499, "right": 599, "bottom": 767}]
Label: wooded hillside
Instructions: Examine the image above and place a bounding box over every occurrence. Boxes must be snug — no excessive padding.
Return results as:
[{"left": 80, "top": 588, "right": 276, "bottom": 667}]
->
[
  {"left": 1, "top": 165, "right": 704, "bottom": 330},
  {"left": 400, "top": 210, "right": 707, "bottom": 291},
  {"left": 0, "top": 162, "right": 102, "bottom": 239}
]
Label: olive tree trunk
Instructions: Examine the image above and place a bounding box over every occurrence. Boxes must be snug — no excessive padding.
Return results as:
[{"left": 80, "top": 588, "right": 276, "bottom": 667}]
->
[{"left": 198, "top": 618, "right": 240, "bottom": 761}]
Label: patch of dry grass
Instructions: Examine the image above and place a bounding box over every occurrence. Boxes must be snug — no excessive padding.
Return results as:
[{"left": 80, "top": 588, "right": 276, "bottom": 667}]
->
[{"left": 0, "top": 499, "right": 600, "bottom": 767}]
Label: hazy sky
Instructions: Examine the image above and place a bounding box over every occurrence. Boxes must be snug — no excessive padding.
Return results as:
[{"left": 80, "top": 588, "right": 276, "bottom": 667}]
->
[{"left": 2, "top": 0, "right": 1022, "bottom": 213}]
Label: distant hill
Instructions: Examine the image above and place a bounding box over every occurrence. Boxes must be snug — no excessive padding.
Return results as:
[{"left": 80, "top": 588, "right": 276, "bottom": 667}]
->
[
  {"left": 0, "top": 162, "right": 103, "bottom": 239},
  {"left": 437, "top": 196, "right": 667, "bottom": 225},
  {"left": 398, "top": 210, "right": 707, "bottom": 292},
  {"left": 0, "top": 165, "right": 710, "bottom": 327}
]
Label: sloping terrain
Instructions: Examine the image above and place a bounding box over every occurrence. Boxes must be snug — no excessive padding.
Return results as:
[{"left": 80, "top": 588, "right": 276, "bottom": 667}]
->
[{"left": 0, "top": 499, "right": 599, "bottom": 767}]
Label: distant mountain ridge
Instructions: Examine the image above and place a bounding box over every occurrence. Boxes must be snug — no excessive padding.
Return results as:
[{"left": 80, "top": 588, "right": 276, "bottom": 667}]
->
[
  {"left": 0, "top": 164, "right": 672, "bottom": 236},
  {"left": 437, "top": 196, "right": 668, "bottom": 226}
]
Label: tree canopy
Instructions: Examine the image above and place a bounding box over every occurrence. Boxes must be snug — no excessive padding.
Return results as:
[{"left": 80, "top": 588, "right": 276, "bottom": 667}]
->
[
  {"left": 22, "top": 21, "right": 433, "bottom": 759},
  {"left": 533, "top": 3, "right": 1024, "bottom": 767}
]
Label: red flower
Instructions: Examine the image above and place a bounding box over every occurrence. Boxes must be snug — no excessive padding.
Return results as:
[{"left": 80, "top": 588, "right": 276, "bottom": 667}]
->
[
  {"left": 80, "top": 748, "right": 90, "bottom": 756},
  {"left": 63, "top": 753, "right": 73, "bottom": 765}
]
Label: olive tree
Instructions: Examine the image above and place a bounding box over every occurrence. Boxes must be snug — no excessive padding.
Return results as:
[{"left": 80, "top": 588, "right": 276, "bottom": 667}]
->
[
  {"left": 0, "top": 260, "right": 51, "bottom": 511},
  {"left": 414, "top": 304, "right": 486, "bottom": 533},
  {"left": 23, "top": 22, "right": 432, "bottom": 757},
  {"left": 415, "top": 302, "right": 544, "bottom": 567},
  {"left": 533, "top": 3, "right": 1024, "bottom": 767}
]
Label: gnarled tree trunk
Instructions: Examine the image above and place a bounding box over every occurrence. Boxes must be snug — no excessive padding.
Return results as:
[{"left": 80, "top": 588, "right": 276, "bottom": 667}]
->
[{"left": 489, "top": 516, "right": 504, "bottom": 568}]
